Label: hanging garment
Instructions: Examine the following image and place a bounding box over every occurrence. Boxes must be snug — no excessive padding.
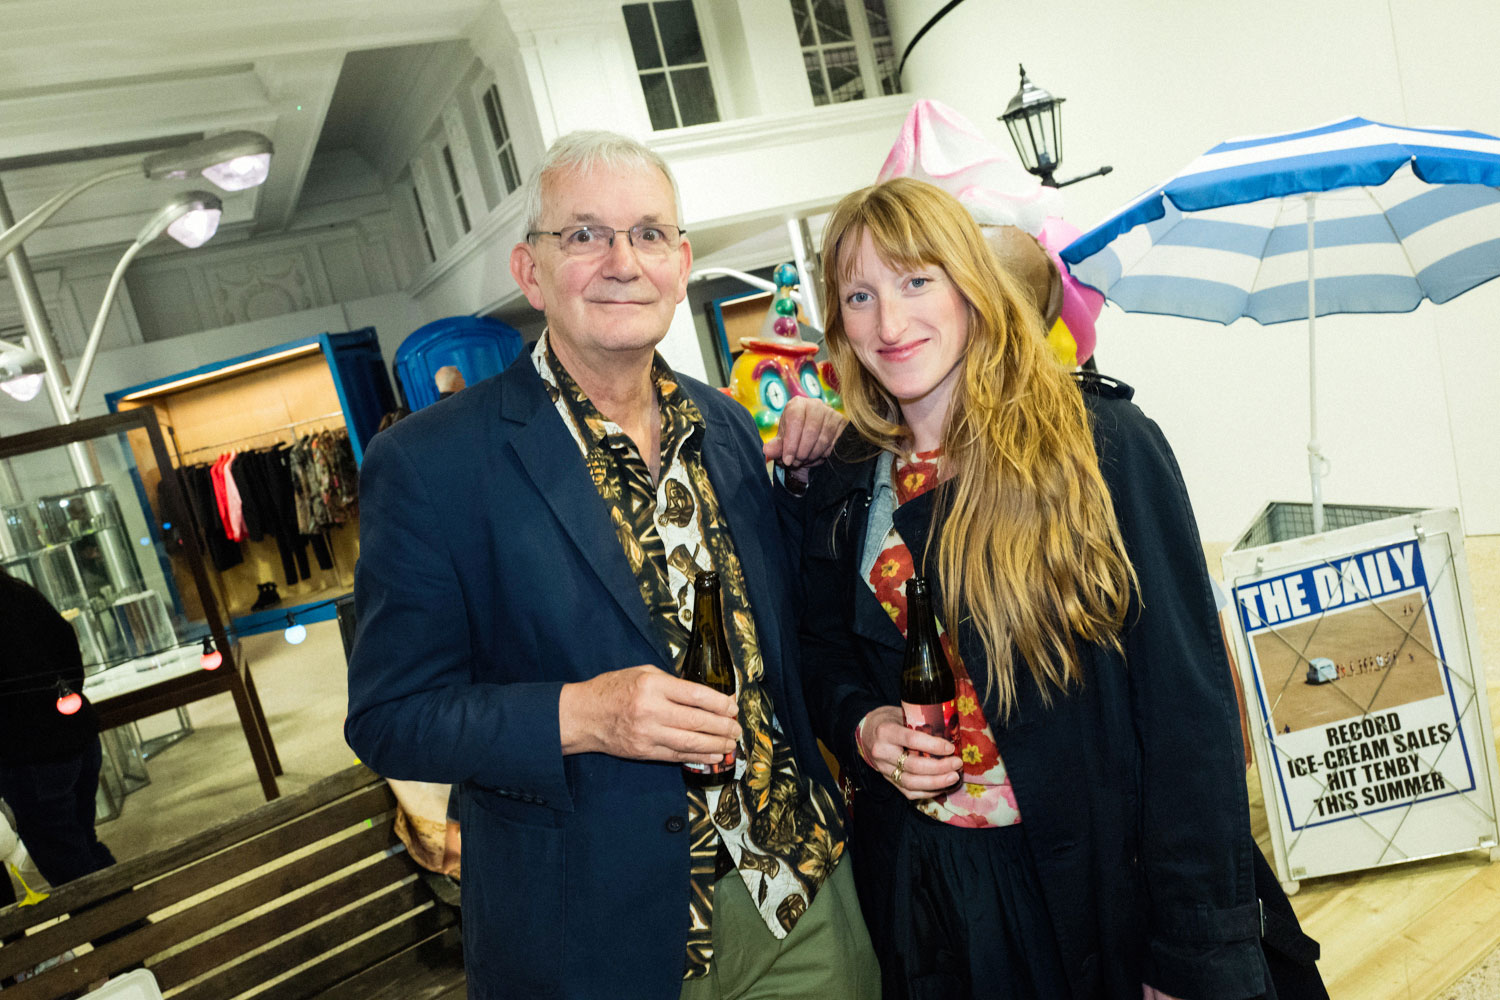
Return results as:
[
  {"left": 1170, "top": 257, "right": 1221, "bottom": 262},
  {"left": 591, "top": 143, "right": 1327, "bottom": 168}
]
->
[
  {"left": 221, "top": 452, "right": 248, "bottom": 542},
  {"left": 180, "top": 464, "right": 244, "bottom": 571}
]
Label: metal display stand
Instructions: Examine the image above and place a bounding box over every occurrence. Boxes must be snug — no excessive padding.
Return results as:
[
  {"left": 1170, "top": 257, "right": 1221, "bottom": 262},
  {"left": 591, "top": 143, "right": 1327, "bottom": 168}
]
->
[{"left": 1222, "top": 502, "right": 1500, "bottom": 893}]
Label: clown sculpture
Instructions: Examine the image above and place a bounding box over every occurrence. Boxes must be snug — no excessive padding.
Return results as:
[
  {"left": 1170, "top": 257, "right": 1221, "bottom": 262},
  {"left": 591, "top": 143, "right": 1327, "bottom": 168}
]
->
[{"left": 727, "top": 262, "right": 843, "bottom": 443}]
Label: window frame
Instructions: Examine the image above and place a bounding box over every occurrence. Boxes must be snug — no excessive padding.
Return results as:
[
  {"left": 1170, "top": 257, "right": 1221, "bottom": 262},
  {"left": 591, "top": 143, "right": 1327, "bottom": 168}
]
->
[
  {"left": 622, "top": 0, "right": 725, "bottom": 131},
  {"left": 793, "top": 0, "right": 897, "bottom": 107}
]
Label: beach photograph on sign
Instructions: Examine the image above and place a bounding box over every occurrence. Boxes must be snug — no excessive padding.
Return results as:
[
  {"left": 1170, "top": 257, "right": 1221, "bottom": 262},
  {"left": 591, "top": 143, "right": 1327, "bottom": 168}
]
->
[{"left": 1225, "top": 512, "right": 1500, "bottom": 901}]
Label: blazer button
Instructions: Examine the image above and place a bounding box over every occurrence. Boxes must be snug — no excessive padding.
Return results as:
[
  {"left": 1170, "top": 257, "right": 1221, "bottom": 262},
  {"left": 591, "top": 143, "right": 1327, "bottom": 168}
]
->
[{"left": 665, "top": 815, "right": 686, "bottom": 833}]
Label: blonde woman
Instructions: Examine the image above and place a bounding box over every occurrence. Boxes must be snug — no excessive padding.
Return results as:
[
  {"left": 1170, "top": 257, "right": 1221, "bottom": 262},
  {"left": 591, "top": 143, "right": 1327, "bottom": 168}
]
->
[{"left": 790, "top": 178, "right": 1287, "bottom": 1000}]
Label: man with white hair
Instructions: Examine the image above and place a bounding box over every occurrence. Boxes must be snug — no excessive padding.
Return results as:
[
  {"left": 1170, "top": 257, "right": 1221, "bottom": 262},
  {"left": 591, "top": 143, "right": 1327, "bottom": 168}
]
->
[{"left": 346, "top": 131, "right": 874, "bottom": 1000}]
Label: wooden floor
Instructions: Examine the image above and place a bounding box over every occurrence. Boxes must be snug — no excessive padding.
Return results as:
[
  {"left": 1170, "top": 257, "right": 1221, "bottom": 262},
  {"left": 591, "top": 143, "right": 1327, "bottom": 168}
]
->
[{"left": 1260, "top": 688, "right": 1500, "bottom": 999}]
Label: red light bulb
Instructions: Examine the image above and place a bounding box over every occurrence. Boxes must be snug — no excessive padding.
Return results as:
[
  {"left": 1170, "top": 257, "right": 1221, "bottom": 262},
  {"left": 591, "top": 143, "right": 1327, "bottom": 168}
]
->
[
  {"left": 56, "top": 681, "right": 82, "bottom": 715},
  {"left": 200, "top": 636, "right": 222, "bottom": 670}
]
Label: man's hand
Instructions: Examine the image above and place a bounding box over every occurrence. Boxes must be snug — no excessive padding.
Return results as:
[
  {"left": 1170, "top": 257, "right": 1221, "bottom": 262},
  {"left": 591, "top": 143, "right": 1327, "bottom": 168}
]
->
[
  {"left": 559, "top": 665, "right": 738, "bottom": 762},
  {"left": 762, "top": 396, "right": 845, "bottom": 471}
]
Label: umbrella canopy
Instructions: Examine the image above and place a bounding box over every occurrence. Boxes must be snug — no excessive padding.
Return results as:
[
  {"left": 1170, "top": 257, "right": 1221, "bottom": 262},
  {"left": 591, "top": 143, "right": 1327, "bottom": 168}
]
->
[
  {"left": 1059, "top": 116, "right": 1500, "bottom": 533},
  {"left": 1061, "top": 116, "right": 1500, "bottom": 325}
]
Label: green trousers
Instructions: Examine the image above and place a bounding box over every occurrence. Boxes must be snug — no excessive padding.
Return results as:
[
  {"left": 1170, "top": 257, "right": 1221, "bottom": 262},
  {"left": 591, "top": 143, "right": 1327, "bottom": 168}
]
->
[{"left": 678, "top": 857, "right": 881, "bottom": 1000}]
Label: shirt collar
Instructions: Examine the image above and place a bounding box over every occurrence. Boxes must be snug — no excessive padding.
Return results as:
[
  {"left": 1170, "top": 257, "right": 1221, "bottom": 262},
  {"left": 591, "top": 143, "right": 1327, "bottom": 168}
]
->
[{"left": 533, "top": 328, "right": 705, "bottom": 455}]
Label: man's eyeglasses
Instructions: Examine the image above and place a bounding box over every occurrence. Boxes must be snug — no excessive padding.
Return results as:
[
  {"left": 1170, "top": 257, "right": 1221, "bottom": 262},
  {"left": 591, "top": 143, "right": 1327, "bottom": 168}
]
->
[{"left": 527, "top": 224, "right": 686, "bottom": 258}]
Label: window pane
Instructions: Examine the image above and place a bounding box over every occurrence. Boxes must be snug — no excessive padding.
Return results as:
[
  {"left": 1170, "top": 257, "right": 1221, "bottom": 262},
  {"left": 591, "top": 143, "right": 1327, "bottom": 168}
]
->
[
  {"left": 655, "top": 0, "right": 706, "bottom": 66},
  {"left": 623, "top": 4, "right": 663, "bottom": 70},
  {"left": 863, "top": 0, "right": 889, "bottom": 37},
  {"left": 412, "top": 188, "right": 435, "bottom": 261},
  {"left": 442, "top": 146, "right": 462, "bottom": 191},
  {"left": 874, "top": 39, "right": 899, "bottom": 94},
  {"left": 812, "top": 0, "right": 851, "bottom": 43},
  {"left": 641, "top": 71, "right": 678, "bottom": 130},
  {"left": 791, "top": 0, "right": 814, "bottom": 46},
  {"left": 483, "top": 86, "right": 510, "bottom": 147},
  {"left": 824, "top": 46, "right": 864, "bottom": 103},
  {"left": 501, "top": 147, "right": 521, "bottom": 194},
  {"left": 669, "top": 67, "right": 719, "bottom": 126},
  {"left": 804, "top": 50, "right": 829, "bottom": 106}
]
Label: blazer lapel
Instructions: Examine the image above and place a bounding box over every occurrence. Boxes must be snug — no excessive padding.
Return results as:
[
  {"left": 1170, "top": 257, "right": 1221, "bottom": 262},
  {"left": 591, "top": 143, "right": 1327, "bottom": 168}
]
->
[{"left": 499, "top": 362, "right": 671, "bottom": 666}]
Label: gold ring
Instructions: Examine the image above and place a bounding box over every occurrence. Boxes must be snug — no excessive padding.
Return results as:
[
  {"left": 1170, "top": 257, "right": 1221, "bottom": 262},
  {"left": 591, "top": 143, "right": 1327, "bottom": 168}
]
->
[{"left": 892, "top": 749, "right": 909, "bottom": 787}]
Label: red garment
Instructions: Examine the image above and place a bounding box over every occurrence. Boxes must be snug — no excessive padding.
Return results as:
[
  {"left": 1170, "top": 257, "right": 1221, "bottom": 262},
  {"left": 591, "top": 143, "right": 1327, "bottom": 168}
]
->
[
  {"left": 209, "top": 454, "right": 234, "bottom": 541},
  {"left": 221, "top": 452, "right": 248, "bottom": 542}
]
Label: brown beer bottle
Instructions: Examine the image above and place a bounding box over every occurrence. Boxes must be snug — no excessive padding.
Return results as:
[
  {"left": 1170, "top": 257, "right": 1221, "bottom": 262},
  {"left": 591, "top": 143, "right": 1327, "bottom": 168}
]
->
[
  {"left": 681, "top": 571, "right": 737, "bottom": 787},
  {"left": 901, "top": 576, "right": 958, "bottom": 746}
]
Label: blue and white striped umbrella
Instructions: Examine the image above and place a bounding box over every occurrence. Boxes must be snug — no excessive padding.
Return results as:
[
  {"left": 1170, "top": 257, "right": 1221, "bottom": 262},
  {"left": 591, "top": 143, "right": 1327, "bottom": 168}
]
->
[
  {"left": 1060, "top": 116, "right": 1500, "bottom": 531},
  {"left": 1061, "top": 116, "right": 1500, "bottom": 325}
]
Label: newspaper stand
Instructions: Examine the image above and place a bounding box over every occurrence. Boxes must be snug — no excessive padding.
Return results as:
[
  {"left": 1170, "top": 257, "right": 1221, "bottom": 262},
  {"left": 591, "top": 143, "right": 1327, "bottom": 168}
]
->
[{"left": 1222, "top": 502, "right": 1500, "bottom": 893}]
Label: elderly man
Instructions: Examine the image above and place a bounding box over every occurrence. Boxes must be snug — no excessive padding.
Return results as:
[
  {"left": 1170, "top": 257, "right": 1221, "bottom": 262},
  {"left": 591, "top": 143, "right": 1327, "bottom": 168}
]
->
[{"left": 346, "top": 131, "right": 875, "bottom": 1000}]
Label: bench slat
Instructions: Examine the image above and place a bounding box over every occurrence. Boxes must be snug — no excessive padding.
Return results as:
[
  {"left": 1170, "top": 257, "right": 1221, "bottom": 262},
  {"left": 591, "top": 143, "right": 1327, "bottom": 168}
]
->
[
  {"left": 150, "top": 847, "right": 413, "bottom": 989},
  {"left": 0, "top": 765, "right": 382, "bottom": 939},
  {"left": 313, "top": 925, "right": 465, "bottom": 1000},
  {"left": 256, "top": 907, "right": 458, "bottom": 1000},
  {"left": 172, "top": 880, "right": 447, "bottom": 1000},
  {"left": 0, "top": 790, "right": 396, "bottom": 980}
]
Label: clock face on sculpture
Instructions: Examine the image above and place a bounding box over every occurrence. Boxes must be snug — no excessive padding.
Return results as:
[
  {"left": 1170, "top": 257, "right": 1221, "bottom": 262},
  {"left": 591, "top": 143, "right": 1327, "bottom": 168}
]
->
[{"left": 727, "top": 338, "right": 842, "bottom": 443}]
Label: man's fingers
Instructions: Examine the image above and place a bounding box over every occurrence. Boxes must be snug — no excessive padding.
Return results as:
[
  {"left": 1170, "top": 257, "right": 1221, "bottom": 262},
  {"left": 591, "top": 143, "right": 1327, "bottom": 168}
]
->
[{"left": 658, "top": 673, "right": 737, "bottom": 717}]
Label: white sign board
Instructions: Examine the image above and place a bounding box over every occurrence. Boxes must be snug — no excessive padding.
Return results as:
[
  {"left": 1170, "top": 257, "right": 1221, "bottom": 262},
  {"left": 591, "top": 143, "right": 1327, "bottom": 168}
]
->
[{"left": 1222, "top": 507, "right": 1500, "bottom": 890}]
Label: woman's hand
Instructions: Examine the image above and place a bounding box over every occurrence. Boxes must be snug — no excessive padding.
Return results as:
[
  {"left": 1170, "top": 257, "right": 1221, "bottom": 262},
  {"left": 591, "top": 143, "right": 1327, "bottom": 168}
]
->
[
  {"left": 1142, "top": 985, "right": 1183, "bottom": 1000},
  {"left": 856, "top": 705, "right": 962, "bottom": 801}
]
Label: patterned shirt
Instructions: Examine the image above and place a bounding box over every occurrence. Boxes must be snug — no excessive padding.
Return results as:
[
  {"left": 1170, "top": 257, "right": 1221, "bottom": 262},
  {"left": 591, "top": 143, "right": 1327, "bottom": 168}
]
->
[
  {"left": 865, "top": 448, "right": 1022, "bottom": 828},
  {"left": 532, "top": 334, "right": 846, "bottom": 979}
]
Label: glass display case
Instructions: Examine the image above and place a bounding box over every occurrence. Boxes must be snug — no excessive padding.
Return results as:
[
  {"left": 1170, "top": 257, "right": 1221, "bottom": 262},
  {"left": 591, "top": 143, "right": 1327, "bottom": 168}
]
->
[{"left": 0, "top": 408, "right": 282, "bottom": 810}]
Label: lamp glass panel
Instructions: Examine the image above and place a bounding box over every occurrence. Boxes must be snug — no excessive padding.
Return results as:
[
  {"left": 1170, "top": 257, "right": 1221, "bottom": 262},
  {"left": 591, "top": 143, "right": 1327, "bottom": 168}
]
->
[
  {"left": 0, "top": 373, "right": 44, "bottom": 402},
  {"left": 202, "top": 152, "right": 271, "bottom": 191},
  {"left": 166, "top": 208, "right": 221, "bottom": 249}
]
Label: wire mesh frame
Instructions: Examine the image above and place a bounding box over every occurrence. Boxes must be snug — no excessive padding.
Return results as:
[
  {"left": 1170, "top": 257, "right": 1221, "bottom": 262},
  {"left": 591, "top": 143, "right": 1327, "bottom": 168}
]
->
[
  {"left": 1225, "top": 515, "right": 1500, "bottom": 885},
  {"left": 1234, "top": 500, "right": 1423, "bottom": 550}
]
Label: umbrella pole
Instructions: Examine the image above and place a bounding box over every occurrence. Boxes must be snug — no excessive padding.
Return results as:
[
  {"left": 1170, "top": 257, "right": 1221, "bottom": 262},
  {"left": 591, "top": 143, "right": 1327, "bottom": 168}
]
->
[{"left": 1306, "top": 194, "right": 1325, "bottom": 534}]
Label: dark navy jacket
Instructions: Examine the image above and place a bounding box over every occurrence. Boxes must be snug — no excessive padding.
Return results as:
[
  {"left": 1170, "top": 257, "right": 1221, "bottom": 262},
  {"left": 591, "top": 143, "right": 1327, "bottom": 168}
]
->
[
  {"left": 345, "top": 354, "right": 835, "bottom": 999},
  {"left": 790, "top": 378, "right": 1267, "bottom": 999}
]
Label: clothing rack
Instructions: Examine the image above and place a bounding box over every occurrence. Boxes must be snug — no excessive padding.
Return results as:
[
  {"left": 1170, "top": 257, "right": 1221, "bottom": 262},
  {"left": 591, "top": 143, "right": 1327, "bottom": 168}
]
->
[{"left": 173, "top": 411, "right": 347, "bottom": 463}]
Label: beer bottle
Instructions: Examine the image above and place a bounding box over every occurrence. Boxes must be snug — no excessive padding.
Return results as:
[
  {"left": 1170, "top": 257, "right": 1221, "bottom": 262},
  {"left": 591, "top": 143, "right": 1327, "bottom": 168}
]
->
[
  {"left": 681, "top": 571, "right": 737, "bottom": 786},
  {"left": 901, "top": 576, "right": 958, "bottom": 746}
]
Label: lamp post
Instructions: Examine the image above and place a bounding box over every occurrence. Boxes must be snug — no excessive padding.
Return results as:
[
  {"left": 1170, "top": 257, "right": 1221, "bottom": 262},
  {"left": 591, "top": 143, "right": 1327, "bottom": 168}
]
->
[
  {"left": 67, "top": 191, "right": 223, "bottom": 413},
  {"left": 0, "top": 130, "right": 272, "bottom": 429},
  {"left": 999, "top": 65, "right": 1112, "bottom": 189},
  {"left": 0, "top": 130, "right": 268, "bottom": 496}
]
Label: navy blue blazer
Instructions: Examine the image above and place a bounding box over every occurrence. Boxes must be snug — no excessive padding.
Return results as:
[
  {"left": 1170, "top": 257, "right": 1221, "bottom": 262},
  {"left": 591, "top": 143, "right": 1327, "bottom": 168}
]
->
[{"left": 346, "top": 355, "right": 836, "bottom": 1000}]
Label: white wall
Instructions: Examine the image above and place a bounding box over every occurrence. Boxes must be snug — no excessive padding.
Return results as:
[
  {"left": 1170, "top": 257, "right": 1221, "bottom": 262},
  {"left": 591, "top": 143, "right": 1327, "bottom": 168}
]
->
[{"left": 889, "top": 0, "right": 1500, "bottom": 540}]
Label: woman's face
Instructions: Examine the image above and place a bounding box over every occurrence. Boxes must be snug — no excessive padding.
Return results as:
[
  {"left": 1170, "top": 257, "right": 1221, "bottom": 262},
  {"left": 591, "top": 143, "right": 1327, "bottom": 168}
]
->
[{"left": 839, "top": 230, "right": 969, "bottom": 431}]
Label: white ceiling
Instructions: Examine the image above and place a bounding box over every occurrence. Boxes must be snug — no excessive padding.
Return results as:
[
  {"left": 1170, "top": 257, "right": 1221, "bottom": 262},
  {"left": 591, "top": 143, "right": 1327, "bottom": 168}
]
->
[{"left": 0, "top": 0, "right": 492, "bottom": 262}]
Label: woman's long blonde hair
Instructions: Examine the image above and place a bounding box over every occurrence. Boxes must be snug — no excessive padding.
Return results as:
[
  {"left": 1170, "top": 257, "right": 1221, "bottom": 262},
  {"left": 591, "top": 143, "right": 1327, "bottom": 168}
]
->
[{"left": 820, "top": 177, "right": 1136, "bottom": 715}]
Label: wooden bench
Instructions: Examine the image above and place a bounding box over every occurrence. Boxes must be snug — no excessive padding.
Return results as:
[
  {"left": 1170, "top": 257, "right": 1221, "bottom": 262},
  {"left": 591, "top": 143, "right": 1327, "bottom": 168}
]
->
[{"left": 0, "top": 765, "right": 462, "bottom": 999}]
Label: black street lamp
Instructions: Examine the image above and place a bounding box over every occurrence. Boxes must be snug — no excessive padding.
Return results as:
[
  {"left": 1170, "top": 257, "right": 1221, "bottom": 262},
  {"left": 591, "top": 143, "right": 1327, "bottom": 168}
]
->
[{"left": 999, "top": 65, "right": 1112, "bottom": 188}]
